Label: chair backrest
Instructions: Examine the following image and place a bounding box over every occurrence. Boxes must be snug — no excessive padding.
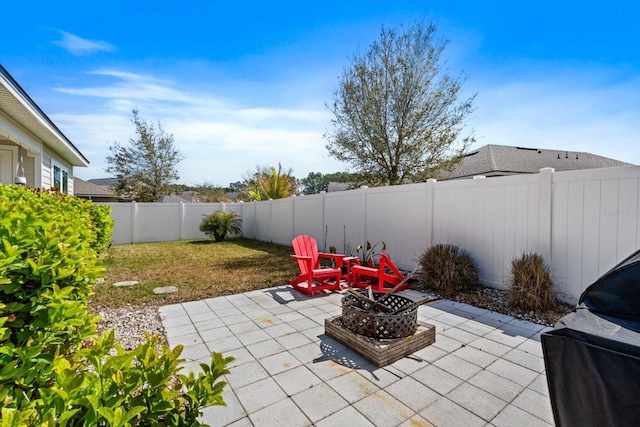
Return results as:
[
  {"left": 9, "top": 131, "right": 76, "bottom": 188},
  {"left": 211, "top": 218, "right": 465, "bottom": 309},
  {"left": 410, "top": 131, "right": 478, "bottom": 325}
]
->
[
  {"left": 291, "top": 235, "right": 320, "bottom": 274},
  {"left": 379, "top": 252, "right": 403, "bottom": 277}
]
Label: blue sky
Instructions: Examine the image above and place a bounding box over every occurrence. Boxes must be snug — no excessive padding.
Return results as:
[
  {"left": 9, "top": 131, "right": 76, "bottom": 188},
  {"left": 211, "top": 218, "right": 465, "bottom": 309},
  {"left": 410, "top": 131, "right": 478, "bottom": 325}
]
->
[{"left": 1, "top": 0, "right": 638, "bottom": 186}]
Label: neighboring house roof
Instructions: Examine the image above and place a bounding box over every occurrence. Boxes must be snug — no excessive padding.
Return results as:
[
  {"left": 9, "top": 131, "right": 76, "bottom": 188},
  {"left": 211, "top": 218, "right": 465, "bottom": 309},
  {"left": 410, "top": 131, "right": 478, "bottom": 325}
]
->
[
  {"left": 162, "top": 192, "right": 197, "bottom": 203},
  {"left": 442, "top": 144, "right": 633, "bottom": 180},
  {"left": 0, "top": 65, "right": 89, "bottom": 167},
  {"left": 327, "top": 182, "right": 352, "bottom": 192},
  {"left": 74, "top": 177, "right": 117, "bottom": 198},
  {"left": 87, "top": 177, "right": 119, "bottom": 186}
]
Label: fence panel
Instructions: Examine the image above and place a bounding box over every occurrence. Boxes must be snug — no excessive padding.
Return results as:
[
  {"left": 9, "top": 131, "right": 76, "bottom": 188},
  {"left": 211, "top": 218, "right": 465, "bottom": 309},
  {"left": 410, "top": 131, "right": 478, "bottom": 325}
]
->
[
  {"left": 182, "top": 203, "right": 226, "bottom": 240},
  {"left": 254, "top": 201, "right": 273, "bottom": 242},
  {"left": 551, "top": 167, "right": 640, "bottom": 301},
  {"left": 106, "top": 203, "right": 134, "bottom": 245},
  {"left": 241, "top": 202, "right": 256, "bottom": 239},
  {"left": 292, "top": 195, "right": 325, "bottom": 246},
  {"left": 324, "top": 189, "right": 363, "bottom": 255},
  {"left": 100, "top": 166, "right": 640, "bottom": 303},
  {"left": 270, "top": 198, "right": 294, "bottom": 246},
  {"left": 432, "top": 175, "right": 541, "bottom": 289},
  {"left": 134, "top": 203, "right": 181, "bottom": 243},
  {"left": 363, "top": 183, "right": 430, "bottom": 270}
]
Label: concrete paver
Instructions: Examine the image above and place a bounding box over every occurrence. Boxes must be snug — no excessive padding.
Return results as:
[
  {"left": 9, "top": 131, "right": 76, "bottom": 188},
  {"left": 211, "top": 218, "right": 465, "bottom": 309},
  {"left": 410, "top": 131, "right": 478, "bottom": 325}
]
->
[{"left": 158, "top": 285, "right": 557, "bottom": 426}]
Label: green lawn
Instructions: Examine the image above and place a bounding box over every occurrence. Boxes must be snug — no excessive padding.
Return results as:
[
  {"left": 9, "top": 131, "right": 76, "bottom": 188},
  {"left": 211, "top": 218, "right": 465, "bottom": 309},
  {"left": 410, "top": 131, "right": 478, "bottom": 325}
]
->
[{"left": 90, "top": 238, "right": 299, "bottom": 309}]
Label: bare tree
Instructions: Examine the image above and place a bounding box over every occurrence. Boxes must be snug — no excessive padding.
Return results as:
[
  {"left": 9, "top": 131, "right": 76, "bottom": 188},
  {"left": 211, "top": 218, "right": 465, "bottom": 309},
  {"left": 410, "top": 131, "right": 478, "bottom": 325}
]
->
[{"left": 326, "top": 22, "right": 476, "bottom": 185}]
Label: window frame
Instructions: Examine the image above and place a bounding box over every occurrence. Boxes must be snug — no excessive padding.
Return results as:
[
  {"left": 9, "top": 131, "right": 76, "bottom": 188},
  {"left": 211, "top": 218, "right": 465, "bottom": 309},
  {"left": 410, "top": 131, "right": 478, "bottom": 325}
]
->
[{"left": 51, "top": 160, "right": 70, "bottom": 194}]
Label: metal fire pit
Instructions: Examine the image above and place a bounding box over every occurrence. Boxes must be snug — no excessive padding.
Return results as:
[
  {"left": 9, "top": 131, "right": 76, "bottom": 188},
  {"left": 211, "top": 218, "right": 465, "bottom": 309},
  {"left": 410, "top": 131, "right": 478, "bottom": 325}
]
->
[{"left": 341, "top": 291, "right": 418, "bottom": 339}]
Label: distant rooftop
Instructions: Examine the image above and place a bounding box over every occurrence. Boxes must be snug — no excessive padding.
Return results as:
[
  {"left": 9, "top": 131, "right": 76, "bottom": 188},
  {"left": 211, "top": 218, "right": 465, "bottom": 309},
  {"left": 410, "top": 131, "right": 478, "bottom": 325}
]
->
[
  {"left": 74, "top": 177, "right": 122, "bottom": 201},
  {"left": 87, "top": 177, "right": 119, "bottom": 187},
  {"left": 442, "top": 144, "right": 633, "bottom": 180}
]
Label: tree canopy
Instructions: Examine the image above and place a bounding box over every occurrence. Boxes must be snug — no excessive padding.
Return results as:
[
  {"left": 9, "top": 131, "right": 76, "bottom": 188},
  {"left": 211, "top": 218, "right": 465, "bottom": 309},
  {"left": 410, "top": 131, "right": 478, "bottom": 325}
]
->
[
  {"left": 325, "top": 22, "right": 476, "bottom": 185},
  {"left": 301, "top": 171, "right": 360, "bottom": 194},
  {"left": 106, "top": 110, "right": 183, "bottom": 202},
  {"left": 190, "top": 181, "right": 230, "bottom": 202}
]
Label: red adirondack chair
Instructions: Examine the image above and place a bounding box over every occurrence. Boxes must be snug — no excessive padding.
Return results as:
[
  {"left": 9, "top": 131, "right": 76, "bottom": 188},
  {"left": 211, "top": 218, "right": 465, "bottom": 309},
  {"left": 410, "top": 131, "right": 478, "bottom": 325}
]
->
[
  {"left": 351, "top": 252, "right": 408, "bottom": 292},
  {"left": 288, "top": 235, "right": 345, "bottom": 296}
]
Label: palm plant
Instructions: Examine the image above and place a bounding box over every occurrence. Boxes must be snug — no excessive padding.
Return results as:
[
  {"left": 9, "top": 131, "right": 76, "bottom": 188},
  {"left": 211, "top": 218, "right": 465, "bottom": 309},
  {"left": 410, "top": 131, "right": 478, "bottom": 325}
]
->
[
  {"left": 247, "top": 163, "right": 297, "bottom": 200},
  {"left": 199, "top": 211, "right": 242, "bottom": 242}
]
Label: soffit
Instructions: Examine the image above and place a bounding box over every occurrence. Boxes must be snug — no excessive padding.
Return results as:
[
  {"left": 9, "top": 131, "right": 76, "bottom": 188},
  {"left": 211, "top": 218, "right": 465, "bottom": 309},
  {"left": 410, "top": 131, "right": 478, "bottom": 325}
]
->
[{"left": 0, "top": 72, "right": 89, "bottom": 167}]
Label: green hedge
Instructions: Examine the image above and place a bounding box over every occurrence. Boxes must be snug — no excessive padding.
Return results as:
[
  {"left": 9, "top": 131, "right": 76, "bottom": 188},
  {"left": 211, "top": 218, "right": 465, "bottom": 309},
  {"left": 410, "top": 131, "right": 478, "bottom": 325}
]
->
[
  {"left": 0, "top": 185, "right": 231, "bottom": 426},
  {"left": 91, "top": 203, "right": 115, "bottom": 254}
]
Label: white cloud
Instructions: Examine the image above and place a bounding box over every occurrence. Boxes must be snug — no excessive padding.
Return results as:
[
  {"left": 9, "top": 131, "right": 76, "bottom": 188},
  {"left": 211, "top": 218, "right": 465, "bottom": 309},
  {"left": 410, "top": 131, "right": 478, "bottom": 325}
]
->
[
  {"left": 52, "top": 70, "right": 345, "bottom": 185},
  {"left": 57, "top": 65, "right": 640, "bottom": 188},
  {"left": 467, "top": 75, "right": 640, "bottom": 164},
  {"left": 52, "top": 31, "right": 115, "bottom": 55}
]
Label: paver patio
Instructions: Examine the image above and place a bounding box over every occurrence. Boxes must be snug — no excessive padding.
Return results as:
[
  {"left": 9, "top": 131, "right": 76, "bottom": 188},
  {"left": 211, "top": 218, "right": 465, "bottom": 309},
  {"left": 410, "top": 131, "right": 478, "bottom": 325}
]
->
[{"left": 159, "top": 286, "right": 556, "bottom": 427}]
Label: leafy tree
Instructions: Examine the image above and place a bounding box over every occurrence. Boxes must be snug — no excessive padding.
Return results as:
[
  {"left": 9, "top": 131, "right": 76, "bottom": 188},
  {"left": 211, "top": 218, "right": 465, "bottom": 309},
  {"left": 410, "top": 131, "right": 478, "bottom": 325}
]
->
[
  {"left": 246, "top": 163, "right": 298, "bottom": 200},
  {"left": 301, "top": 171, "right": 360, "bottom": 194},
  {"left": 325, "top": 22, "right": 476, "bottom": 185},
  {"left": 106, "top": 109, "right": 184, "bottom": 201},
  {"left": 301, "top": 172, "right": 327, "bottom": 194},
  {"left": 227, "top": 180, "right": 247, "bottom": 193},
  {"left": 192, "top": 181, "right": 230, "bottom": 202}
]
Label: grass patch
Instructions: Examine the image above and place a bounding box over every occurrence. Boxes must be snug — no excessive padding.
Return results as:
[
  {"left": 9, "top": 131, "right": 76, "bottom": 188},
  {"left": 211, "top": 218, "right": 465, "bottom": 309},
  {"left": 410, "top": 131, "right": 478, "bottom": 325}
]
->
[{"left": 90, "top": 238, "right": 298, "bottom": 308}]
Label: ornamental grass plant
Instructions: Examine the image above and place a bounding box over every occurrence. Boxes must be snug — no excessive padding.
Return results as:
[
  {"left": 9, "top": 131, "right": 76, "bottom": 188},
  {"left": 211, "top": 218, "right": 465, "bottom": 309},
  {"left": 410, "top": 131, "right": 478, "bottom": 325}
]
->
[
  {"left": 507, "top": 252, "right": 558, "bottom": 311},
  {"left": 418, "top": 244, "right": 479, "bottom": 297}
]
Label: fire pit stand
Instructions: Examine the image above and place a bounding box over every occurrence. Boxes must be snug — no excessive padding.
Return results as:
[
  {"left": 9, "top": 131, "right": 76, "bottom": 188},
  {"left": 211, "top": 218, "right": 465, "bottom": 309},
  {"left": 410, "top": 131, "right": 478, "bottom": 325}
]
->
[{"left": 324, "top": 290, "right": 436, "bottom": 367}]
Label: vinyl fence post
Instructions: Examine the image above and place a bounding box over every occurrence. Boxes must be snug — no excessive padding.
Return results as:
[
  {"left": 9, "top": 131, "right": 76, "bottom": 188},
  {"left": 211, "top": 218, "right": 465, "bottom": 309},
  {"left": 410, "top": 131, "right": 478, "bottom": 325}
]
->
[
  {"left": 179, "top": 201, "right": 185, "bottom": 241},
  {"left": 269, "top": 199, "right": 274, "bottom": 243},
  {"left": 360, "top": 185, "right": 368, "bottom": 245},
  {"left": 425, "top": 179, "right": 437, "bottom": 248},
  {"left": 291, "top": 195, "right": 296, "bottom": 242},
  {"left": 131, "top": 201, "right": 137, "bottom": 244},
  {"left": 538, "top": 167, "right": 555, "bottom": 263}
]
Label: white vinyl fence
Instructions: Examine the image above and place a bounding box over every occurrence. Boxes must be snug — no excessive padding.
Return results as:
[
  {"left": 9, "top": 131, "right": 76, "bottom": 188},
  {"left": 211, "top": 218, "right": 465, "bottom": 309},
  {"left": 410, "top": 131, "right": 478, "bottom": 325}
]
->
[
  {"left": 100, "top": 166, "right": 640, "bottom": 304},
  {"left": 105, "top": 202, "right": 244, "bottom": 245}
]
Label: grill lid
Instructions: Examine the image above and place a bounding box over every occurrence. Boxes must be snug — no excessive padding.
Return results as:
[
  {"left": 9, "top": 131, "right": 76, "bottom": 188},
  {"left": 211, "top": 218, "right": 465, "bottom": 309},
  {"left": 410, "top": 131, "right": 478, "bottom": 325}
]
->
[{"left": 578, "top": 248, "right": 640, "bottom": 321}]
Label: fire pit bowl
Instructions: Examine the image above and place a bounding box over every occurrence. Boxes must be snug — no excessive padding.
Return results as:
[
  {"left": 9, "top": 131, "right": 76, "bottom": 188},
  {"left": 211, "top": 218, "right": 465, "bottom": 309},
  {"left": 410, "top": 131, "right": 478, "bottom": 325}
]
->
[{"left": 341, "top": 291, "right": 418, "bottom": 339}]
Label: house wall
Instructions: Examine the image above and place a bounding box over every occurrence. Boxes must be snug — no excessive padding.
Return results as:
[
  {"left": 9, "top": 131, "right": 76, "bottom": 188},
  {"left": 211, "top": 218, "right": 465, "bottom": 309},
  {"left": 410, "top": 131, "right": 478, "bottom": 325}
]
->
[
  {"left": 41, "top": 150, "right": 51, "bottom": 188},
  {"left": 0, "top": 145, "right": 17, "bottom": 184},
  {"left": 42, "top": 147, "right": 74, "bottom": 194},
  {"left": 23, "top": 156, "right": 35, "bottom": 187},
  {"left": 99, "top": 166, "right": 640, "bottom": 304},
  {"left": 0, "top": 114, "right": 41, "bottom": 187},
  {"left": 0, "top": 114, "right": 42, "bottom": 154},
  {"left": 1, "top": 111, "right": 77, "bottom": 193}
]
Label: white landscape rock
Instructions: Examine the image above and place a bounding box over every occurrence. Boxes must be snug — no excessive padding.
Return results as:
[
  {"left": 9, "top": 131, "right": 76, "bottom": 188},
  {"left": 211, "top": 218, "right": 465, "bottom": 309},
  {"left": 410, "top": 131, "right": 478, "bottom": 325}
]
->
[
  {"left": 112, "top": 280, "right": 139, "bottom": 287},
  {"left": 153, "top": 286, "right": 178, "bottom": 295}
]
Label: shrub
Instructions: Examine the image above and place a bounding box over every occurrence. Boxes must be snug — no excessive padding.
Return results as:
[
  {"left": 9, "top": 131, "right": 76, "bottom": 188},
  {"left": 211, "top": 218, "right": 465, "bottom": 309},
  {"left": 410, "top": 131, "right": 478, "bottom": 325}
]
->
[
  {"left": 507, "top": 252, "right": 557, "bottom": 311},
  {"left": 418, "top": 244, "right": 479, "bottom": 297},
  {"left": 200, "top": 210, "right": 242, "bottom": 242},
  {"left": 90, "top": 203, "right": 114, "bottom": 254},
  {"left": 0, "top": 184, "right": 231, "bottom": 425}
]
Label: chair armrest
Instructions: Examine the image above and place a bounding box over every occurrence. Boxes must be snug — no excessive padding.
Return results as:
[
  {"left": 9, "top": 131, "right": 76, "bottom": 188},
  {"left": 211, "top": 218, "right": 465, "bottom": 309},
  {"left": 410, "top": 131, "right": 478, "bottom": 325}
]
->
[
  {"left": 319, "top": 252, "right": 345, "bottom": 267},
  {"left": 290, "top": 254, "right": 314, "bottom": 271}
]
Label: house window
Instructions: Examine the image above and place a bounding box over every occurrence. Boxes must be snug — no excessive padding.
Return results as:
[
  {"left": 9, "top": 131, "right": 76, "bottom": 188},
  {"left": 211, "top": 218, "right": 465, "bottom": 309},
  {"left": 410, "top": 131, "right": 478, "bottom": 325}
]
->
[
  {"left": 62, "top": 170, "right": 68, "bottom": 194},
  {"left": 52, "top": 163, "right": 69, "bottom": 194},
  {"left": 53, "top": 166, "right": 61, "bottom": 190}
]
